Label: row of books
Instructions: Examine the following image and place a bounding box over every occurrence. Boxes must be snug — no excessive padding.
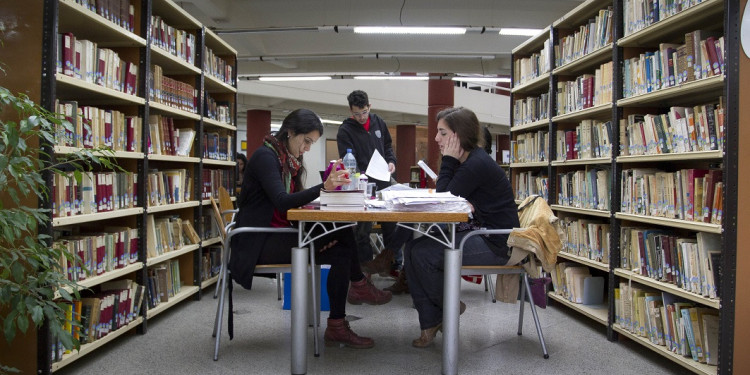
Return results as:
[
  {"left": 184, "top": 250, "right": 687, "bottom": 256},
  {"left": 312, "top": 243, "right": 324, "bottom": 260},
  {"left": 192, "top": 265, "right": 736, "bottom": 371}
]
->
[
  {"left": 54, "top": 227, "right": 139, "bottom": 281},
  {"left": 146, "top": 261, "right": 182, "bottom": 309},
  {"left": 513, "top": 40, "right": 552, "bottom": 87},
  {"left": 510, "top": 130, "right": 548, "bottom": 163},
  {"left": 555, "top": 61, "right": 613, "bottom": 115},
  {"left": 205, "top": 96, "right": 234, "bottom": 125},
  {"left": 73, "top": 0, "right": 136, "bottom": 33},
  {"left": 204, "top": 46, "right": 235, "bottom": 86},
  {"left": 559, "top": 217, "right": 610, "bottom": 264},
  {"left": 147, "top": 169, "right": 192, "bottom": 207},
  {"left": 150, "top": 15, "right": 196, "bottom": 65},
  {"left": 201, "top": 168, "right": 235, "bottom": 200},
  {"left": 555, "top": 6, "right": 614, "bottom": 67},
  {"left": 201, "top": 246, "right": 222, "bottom": 282},
  {"left": 620, "top": 229, "right": 720, "bottom": 299},
  {"left": 623, "top": 31, "right": 724, "bottom": 98},
  {"left": 620, "top": 168, "right": 723, "bottom": 224},
  {"left": 554, "top": 120, "right": 613, "bottom": 160},
  {"left": 513, "top": 171, "right": 549, "bottom": 202},
  {"left": 57, "top": 32, "right": 138, "bottom": 95},
  {"left": 54, "top": 279, "right": 145, "bottom": 361},
  {"left": 203, "top": 132, "right": 233, "bottom": 161},
  {"left": 199, "top": 212, "right": 220, "bottom": 241},
  {"left": 146, "top": 115, "right": 196, "bottom": 157},
  {"left": 512, "top": 93, "right": 549, "bottom": 127},
  {"left": 619, "top": 101, "right": 724, "bottom": 156},
  {"left": 145, "top": 214, "right": 200, "bottom": 259},
  {"left": 557, "top": 166, "right": 611, "bottom": 211},
  {"left": 615, "top": 285, "right": 719, "bottom": 365},
  {"left": 55, "top": 100, "right": 143, "bottom": 152},
  {"left": 150, "top": 64, "right": 199, "bottom": 114},
  {"left": 52, "top": 171, "right": 138, "bottom": 218},
  {"left": 550, "top": 263, "right": 605, "bottom": 305},
  {"left": 624, "top": 0, "right": 708, "bottom": 37}
]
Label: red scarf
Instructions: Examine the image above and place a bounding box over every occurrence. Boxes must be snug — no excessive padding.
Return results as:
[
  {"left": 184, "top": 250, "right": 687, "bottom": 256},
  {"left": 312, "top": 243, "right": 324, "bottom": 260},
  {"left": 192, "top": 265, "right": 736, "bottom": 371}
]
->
[{"left": 263, "top": 134, "right": 301, "bottom": 227}]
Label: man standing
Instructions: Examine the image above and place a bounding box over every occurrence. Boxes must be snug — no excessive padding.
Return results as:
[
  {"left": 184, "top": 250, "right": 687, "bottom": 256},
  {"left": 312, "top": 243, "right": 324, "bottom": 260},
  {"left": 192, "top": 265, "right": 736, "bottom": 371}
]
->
[{"left": 337, "top": 90, "right": 403, "bottom": 282}]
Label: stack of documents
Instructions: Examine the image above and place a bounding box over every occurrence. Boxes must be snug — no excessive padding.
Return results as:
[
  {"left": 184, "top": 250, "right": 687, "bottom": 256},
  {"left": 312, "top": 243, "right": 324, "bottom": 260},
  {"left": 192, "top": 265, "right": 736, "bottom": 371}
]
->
[{"left": 380, "top": 189, "right": 470, "bottom": 212}]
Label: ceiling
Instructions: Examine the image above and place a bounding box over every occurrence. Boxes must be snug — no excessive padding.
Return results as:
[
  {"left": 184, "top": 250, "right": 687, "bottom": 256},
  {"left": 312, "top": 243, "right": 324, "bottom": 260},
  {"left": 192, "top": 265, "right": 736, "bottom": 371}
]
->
[{"left": 178, "top": 0, "right": 584, "bottom": 126}]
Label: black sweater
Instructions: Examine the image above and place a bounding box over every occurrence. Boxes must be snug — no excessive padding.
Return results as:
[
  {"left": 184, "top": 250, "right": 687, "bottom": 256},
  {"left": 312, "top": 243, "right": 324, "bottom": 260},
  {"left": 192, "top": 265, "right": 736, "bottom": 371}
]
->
[
  {"left": 230, "top": 145, "right": 323, "bottom": 289},
  {"left": 437, "top": 148, "right": 519, "bottom": 251},
  {"left": 336, "top": 113, "right": 396, "bottom": 189}
]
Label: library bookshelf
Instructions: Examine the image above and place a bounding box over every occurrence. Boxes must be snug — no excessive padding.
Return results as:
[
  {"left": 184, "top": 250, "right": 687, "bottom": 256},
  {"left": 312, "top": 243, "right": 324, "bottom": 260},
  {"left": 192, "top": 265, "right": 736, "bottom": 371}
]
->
[
  {"left": 0, "top": 0, "right": 237, "bottom": 373},
  {"left": 509, "top": 0, "right": 742, "bottom": 373}
]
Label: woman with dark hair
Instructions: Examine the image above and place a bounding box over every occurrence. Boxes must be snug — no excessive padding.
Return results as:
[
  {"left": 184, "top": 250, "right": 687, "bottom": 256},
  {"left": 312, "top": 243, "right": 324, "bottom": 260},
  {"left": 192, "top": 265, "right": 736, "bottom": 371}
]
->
[
  {"left": 235, "top": 152, "right": 248, "bottom": 189},
  {"left": 404, "top": 107, "right": 519, "bottom": 348},
  {"left": 231, "top": 109, "right": 392, "bottom": 349}
]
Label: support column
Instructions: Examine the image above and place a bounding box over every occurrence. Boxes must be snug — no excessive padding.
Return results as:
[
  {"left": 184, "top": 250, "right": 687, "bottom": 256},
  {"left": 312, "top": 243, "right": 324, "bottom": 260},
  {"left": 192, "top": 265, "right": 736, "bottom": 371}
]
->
[
  {"left": 427, "top": 77, "right": 454, "bottom": 188},
  {"left": 395, "top": 124, "right": 416, "bottom": 183},
  {"left": 246, "top": 109, "right": 271, "bottom": 155}
]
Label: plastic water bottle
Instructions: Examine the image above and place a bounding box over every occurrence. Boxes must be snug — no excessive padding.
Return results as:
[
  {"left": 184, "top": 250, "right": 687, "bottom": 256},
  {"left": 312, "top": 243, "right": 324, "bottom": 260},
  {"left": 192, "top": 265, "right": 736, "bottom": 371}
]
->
[{"left": 342, "top": 149, "right": 358, "bottom": 190}]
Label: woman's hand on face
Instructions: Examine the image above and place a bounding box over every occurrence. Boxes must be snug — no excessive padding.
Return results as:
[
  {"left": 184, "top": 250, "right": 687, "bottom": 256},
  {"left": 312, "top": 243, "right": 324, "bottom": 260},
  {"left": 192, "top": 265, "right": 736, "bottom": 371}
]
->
[
  {"left": 323, "top": 160, "right": 351, "bottom": 190},
  {"left": 443, "top": 133, "right": 464, "bottom": 160}
]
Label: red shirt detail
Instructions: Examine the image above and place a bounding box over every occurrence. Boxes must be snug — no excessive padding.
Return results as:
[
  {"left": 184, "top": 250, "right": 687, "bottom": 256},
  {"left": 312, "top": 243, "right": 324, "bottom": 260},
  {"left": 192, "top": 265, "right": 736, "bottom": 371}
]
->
[
  {"left": 270, "top": 179, "right": 294, "bottom": 228},
  {"left": 362, "top": 116, "right": 371, "bottom": 132}
]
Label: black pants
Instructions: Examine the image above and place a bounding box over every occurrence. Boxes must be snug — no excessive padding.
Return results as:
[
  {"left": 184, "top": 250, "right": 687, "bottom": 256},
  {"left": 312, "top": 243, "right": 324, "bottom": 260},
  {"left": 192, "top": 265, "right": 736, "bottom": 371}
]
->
[{"left": 257, "top": 224, "right": 363, "bottom": 320}]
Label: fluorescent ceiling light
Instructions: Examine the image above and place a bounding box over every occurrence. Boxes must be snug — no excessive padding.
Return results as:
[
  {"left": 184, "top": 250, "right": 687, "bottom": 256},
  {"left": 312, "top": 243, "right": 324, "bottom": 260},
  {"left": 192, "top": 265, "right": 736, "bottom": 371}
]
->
[
  {"left": 320, "top": 119, "right": 342, "bottom": 124},
  {"left": 258, "top": 76, "right": 332, "bottom": 81},
  {"left": 354, "top": 26, "right": 466, "bottom": 35},
  {"left": 498, "top": 28, "right": 543, "bottom": 36},
  {"left": 452, "top": 77, "right": 511, "bottom": 83},
  {"left": 353, "top": 76, "right": 429, "bottom": 80}
]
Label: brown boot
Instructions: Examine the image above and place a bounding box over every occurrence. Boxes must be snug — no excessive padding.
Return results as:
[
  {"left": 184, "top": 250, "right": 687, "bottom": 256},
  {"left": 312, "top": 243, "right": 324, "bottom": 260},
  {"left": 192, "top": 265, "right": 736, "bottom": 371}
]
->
[
  {"left": 384, "top": 270, "right": 409, "bottom": 294},
  {"left": 412, "top": 324, "right": 442, "bottom": 348},
  {"left": 347, "top": 277, "right": 393, "bottom": 305},
  {"left": 361, "top": 249, "right": 394, "bottom": 276},
  {"left": 324, "top": 318, "right": 374, "bottom": 349}
]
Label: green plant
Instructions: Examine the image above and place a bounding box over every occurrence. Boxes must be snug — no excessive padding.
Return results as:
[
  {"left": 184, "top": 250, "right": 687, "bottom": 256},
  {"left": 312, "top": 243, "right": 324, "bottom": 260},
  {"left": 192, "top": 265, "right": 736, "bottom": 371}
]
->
[{"left": 0, "top": 85, "right": 119, "bottom": 373}]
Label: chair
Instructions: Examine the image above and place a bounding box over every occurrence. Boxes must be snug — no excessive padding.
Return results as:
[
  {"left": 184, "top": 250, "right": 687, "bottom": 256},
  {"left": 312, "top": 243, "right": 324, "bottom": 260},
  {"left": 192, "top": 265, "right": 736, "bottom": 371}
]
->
[
  {"left": 210, "top": 196, "right": 322, "bottom": 361},
  {"left": 212, "top": 187, "right": 284, "bottom": 301},
  {"left": 458, "top": 230, "right": 549, "bottom": 359}
]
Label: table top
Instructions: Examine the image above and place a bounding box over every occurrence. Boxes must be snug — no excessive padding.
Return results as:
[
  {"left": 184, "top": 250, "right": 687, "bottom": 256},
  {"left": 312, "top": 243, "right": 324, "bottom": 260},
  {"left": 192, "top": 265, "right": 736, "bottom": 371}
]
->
[{"left": 287, "top": 207, "right": 468, "bottom": 223}]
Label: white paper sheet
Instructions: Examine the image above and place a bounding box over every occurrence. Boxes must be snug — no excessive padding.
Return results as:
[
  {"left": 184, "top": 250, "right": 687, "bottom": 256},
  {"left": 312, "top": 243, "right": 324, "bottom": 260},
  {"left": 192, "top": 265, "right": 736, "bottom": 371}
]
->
[{"left": 365, "top": 149, "right": 391, "bottom": 182}]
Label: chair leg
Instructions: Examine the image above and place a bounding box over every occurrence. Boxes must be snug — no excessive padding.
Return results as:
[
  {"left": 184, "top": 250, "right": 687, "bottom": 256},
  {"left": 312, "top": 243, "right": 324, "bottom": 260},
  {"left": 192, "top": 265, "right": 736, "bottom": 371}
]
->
[
  {"left": 517, "top": 274, "right": 526, "bottom": 336},
  {"left": 308, "top": 247, "right": 320, "bottom": 357},
  {"left": 522, "top": 273, "right": 549, "bottom": 359},
  {"left": 213, "top": 256, "right": 230, "bottom": 360},
  {"left": 277, "top": 272, "right": 282, "bottom": 301},
  {"left": 486, "top": 275, "right": 496, "bottom": 303}
]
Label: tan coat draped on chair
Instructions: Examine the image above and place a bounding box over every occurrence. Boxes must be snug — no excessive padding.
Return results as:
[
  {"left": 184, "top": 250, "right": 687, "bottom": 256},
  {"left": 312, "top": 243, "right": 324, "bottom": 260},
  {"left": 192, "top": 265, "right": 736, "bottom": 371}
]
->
[{"left": 494, "top": 195, "right": 566, "bottom": 303}]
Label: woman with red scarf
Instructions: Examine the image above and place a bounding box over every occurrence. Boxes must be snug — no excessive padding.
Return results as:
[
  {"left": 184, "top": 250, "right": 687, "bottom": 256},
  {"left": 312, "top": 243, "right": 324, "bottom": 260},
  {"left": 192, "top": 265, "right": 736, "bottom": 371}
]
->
[{"left": 230, "top": 109, "right": 392, "bottom": 349}]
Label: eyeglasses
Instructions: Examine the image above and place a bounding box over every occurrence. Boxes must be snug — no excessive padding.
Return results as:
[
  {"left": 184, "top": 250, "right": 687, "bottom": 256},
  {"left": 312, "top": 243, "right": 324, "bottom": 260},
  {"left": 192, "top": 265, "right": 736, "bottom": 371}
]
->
[{"left": 351, "top": 107, "right": 370, "bottom": 118}]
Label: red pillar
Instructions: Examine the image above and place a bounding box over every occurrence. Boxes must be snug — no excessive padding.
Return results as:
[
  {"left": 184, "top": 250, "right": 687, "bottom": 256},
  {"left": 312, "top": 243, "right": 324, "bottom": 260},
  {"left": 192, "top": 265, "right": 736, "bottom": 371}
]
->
[
  {"left": 395, "top": 124, "right": 416, "bottom": 183},
  {"left": 245, "top": 109, "right": 271, "bottom": 156},
  {"left": 427, "top": 77, "right": 454, "bottom": 187}
]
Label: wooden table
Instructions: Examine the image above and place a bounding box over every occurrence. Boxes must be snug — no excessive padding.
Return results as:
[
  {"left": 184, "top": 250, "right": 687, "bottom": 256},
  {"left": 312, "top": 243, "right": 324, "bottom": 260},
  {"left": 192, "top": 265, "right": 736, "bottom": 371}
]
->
[{"left": 286, "top": 207, "right": 468, "bottom": 375}]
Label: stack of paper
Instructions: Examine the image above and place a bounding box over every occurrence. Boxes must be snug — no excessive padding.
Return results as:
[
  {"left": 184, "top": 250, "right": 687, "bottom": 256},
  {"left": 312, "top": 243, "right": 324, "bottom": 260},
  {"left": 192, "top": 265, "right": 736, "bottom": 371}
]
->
[{"left": 380, "top": 189, "right": 470, "bottom": 212}]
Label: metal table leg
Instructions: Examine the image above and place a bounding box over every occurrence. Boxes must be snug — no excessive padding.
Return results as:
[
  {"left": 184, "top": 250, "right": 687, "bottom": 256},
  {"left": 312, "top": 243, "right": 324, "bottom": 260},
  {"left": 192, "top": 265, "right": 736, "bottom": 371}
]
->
[
  {"left": 442, "top": 246, "right": 462, "bottom": 375},
  {"left": 291, "top": 245, "right": 308, "bottom": 374}
]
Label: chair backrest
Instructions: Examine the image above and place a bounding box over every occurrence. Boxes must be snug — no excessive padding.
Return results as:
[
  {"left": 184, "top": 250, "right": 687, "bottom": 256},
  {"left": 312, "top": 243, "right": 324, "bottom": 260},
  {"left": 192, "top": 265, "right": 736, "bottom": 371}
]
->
[
  {"left": 210, "top": 196, "right": 228, "bottom": 240},
  {"left": 218, "top": 186, "right": 235, "bottom": 225}
]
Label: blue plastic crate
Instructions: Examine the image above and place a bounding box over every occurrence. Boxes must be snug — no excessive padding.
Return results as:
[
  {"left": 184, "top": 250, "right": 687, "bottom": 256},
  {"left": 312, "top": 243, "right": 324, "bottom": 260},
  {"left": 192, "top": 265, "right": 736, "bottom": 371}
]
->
[{"left": 282, "top": 266, "right": 330, "bottom": 311}]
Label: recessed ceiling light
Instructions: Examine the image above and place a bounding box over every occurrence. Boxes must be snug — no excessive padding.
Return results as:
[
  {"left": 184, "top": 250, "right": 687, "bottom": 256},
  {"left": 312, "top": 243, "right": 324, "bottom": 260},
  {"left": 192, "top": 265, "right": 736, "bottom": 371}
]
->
[
  {"left": 498, "top": 28, "right": 543, "bottom": 36},
  {"left": 353, "top": 76, "right": 429, "bottom": 80},
  {"left": 354, "top": 26, "right": 466, "bottom": 35},
  {"left": 258, "top": 76, "right": 332, "bottom": 81},
  {"left": 452, "top": 77, "right": 511, "bottom": 83}
]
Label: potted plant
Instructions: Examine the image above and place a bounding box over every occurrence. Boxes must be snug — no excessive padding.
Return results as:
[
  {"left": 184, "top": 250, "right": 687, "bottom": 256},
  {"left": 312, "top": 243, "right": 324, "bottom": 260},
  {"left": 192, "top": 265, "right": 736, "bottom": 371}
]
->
[{"left": 0, "top": 84, "right": 118, "bottom": 374}]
